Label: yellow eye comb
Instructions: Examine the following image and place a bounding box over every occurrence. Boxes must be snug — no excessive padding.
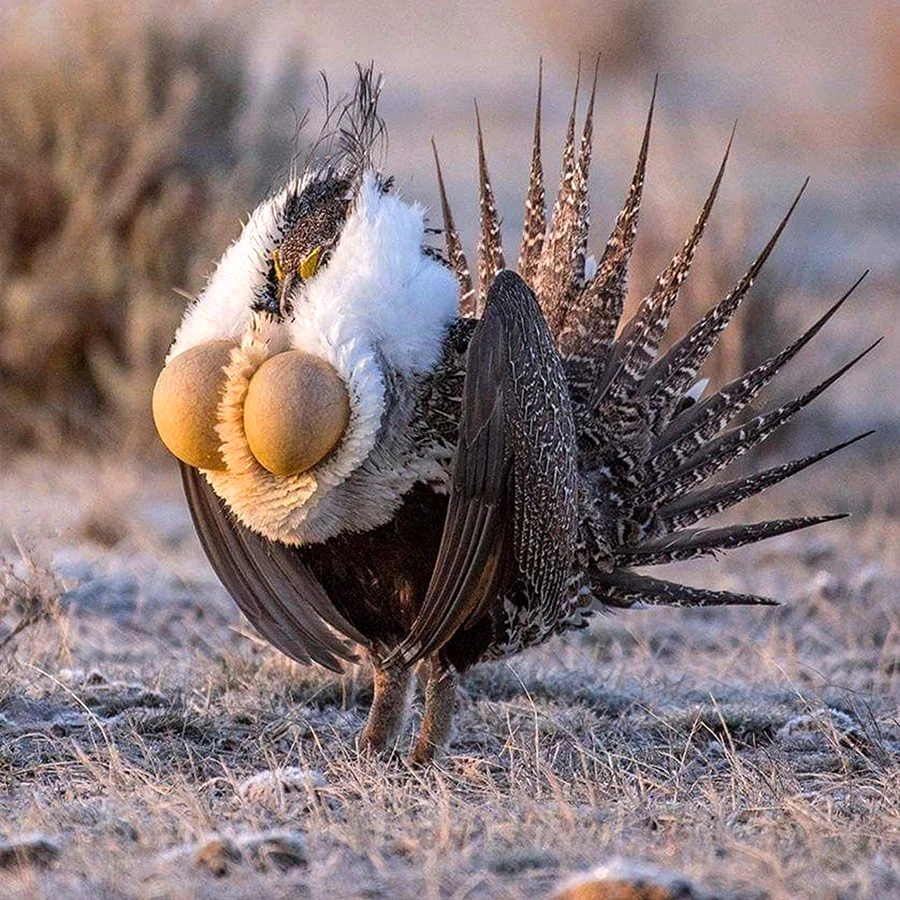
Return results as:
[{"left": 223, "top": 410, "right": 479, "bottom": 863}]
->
[{"left": 299, "top": 246, "right": 322, "bottom": 280}]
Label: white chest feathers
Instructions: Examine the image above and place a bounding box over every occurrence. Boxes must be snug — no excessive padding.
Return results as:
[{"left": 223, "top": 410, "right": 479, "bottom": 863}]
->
[{"left": 166, "top": 172, "right": 460, "bottom": 544}]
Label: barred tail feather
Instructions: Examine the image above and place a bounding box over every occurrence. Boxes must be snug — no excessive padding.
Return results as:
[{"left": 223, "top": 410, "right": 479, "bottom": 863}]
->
[
  {"left": 572, "top": 58, "right": 600, "bottom": 290},
  {"left": 618, "top": 514, "right": 847, "bottom": 567},
  {"left": 534, "top": 58, "right": 599, "bottom": 332},
  {"left": 639, "top": 179, "right": 810, "bottom": 431},
  {"left": 644, "top": 340, "right": 880, "bottom": 504},
  {"left": 594, "top": 125, "right": 735, "bottom": 406},
  {"left": 518, "top": 59, "right": 546, "bottom": 283},
  {"left": 658, "top": 431, "right": 872, "bottom": 530},
  {"left": 475, "top": 103, "right": 505, "bottom": 314},
  {"left": 557, "top": 75, "right": 657, "bottom": 361},
  {"left": 432, "top": 139, "right": 475, "bottom": 315},
  {"left": 592, "top": 569, "right": 776, "bottom": 609},
  {"left": 652, "top": 273, "right": 869, "bottom": 464}
]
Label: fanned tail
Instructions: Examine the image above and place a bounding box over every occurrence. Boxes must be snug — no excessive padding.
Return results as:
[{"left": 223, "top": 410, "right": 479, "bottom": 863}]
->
[
  {"left": 657, "top": 431, "right": 873, "bottom": 530},
  {"left": 638, "top": 179, "right": 809, "bottom": 433},
  {"left": 650, "top": 273, "right": 869, "bottom": 463},
  {"left": 641, "top": 339, "right": 879, "bottom": 505},
  {"left": 593, "top": 124, "right": 735, "bottom": 408},
  {"left": 438, "top": 68, "right": 873, "bottom": 617}
]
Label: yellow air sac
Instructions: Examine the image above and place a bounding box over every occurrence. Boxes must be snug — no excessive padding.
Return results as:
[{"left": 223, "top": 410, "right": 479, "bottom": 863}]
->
[
  {"left": 152, "top": 340, "right": 234, "bottom": 470},
  {"left": 243, "top": 350, "right": 350, "bottom": 477}
]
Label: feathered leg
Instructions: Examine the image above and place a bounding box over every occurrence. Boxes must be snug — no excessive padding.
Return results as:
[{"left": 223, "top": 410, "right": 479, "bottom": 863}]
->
[
  {"left": 358, "top": 663, "right": 412, "bottom": 754},
  {"left": 410, "top": 659, "right": 459, "bottom": 765}
]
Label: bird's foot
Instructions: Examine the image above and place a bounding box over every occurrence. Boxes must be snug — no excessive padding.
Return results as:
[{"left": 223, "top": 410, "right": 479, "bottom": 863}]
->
[
  {"left": 357, "top": 664, "right": 412, "bottom": 755},
  {"left": 408, "top": 663, "right": 458, "bottom": 766}
]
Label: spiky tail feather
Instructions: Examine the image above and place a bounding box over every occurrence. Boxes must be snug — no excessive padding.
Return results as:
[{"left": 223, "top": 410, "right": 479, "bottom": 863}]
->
[{"left": 436, "top": 71, "right": 873, "bottom": 612}]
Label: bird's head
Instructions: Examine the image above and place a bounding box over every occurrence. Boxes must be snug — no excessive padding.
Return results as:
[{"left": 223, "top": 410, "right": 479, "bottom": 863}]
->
[{"left": 153, "top": 155, "right": 458, "bottom": 545}]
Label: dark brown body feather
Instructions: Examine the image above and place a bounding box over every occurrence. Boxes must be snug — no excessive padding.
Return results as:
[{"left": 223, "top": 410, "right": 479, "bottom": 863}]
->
[
  {"left": 183, "top": 467, "right": 501, "bottom": 672},
  {"left": 301, "top": 483, "right": 496, "bottom": 672}
]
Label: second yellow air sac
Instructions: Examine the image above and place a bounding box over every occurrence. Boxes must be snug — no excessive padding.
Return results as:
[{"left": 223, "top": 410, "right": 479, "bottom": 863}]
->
[{"left": 243, "top": 350, "right": 350, "bottom": 477}]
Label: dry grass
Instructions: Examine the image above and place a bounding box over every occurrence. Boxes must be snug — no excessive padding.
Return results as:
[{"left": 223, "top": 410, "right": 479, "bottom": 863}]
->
[
  {"left": 0, "top": 454, "right": 897, "bottom": 899},
  {"left": 0, "top": 548, "right": 63, "bottom": 667}
]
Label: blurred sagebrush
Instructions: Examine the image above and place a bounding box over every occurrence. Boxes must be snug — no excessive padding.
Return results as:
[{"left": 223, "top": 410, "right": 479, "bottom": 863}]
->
[
  {"left": 0, "top": 1, "right": 303, "bottom": 451},
  {"left": 0, "top": 0, "right": 801, "bottom": 454},
  {"left": 0, "top": 548, "right": 62, "bottom": 665}
]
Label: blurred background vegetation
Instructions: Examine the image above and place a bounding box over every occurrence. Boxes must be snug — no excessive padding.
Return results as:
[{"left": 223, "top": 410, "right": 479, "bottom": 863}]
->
[
  {"left": 1, "top": 0, "right": 896, "bottom": 456},
  {"left": 0, "top": 1, "right": 303, "bottom": 450}
]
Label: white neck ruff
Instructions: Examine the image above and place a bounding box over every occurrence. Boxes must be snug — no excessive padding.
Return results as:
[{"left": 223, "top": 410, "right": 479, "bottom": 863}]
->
[{"left": 168, "top": 172, "right": 459, "bottom": 544}]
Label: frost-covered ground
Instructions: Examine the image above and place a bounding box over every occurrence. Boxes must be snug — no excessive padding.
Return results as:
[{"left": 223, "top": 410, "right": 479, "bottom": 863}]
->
[{"left": 1, "top": 441, "right": 897, "bottom": 899}]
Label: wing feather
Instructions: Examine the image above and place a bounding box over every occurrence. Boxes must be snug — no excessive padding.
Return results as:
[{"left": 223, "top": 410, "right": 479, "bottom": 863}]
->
[
  {"left": 388, "top": 270, "right": 578, "bottom": 667},
  {"left": 181, "top": 463, "right": 364, "bottom": 671}
]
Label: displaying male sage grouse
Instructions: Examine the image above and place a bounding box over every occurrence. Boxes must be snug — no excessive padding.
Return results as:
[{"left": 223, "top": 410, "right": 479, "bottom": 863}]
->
[{"left": 153, "top": 67, "right": 874, "bottom": 763}]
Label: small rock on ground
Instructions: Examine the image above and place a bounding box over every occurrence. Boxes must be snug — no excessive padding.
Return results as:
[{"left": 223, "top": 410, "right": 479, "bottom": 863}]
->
[
  {"left": 0, "top": 834, "right": 61, "bottom": 870},
  {"left": 182, "top": 829, "right": 308, "bottom": 876},
  {"left": 237, "top": 767, "right": 329, "bottom": 809},
  {"left": 553, "top": 859, "right": 712, "bottom": 900}
]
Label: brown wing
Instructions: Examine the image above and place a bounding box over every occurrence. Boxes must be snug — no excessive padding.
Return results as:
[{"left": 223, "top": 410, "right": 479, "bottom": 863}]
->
[
  {"left": 388, "top": 270, "right": 579, "bottom": 667},
  {"left": 181, "top": 463, "right": 366, "bottom": 671}
]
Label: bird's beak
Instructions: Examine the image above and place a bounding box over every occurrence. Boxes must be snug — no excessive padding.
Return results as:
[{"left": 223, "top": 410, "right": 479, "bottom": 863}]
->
[
  {"left": 153, "top": 342, "right": 350, "bottom": 477},
  {"left": 274, "top": 246, "right": 321, "bottom": 318},
  {"left": 278, "top": 271, "right": 297, "bottom": 317}
]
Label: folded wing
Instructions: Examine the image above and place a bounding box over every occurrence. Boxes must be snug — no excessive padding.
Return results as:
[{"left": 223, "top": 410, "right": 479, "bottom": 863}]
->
[
  {"left": 181, "top": 463, "right": 365, "bottom": 671},
  {"left": 389, "top": 270, "right": 579, "bottom": 667}
]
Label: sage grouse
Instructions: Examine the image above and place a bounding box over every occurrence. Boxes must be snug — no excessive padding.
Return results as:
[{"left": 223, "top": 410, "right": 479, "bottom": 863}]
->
[{"left": 153, "top": 67, "right": 873, "bottom": 763}]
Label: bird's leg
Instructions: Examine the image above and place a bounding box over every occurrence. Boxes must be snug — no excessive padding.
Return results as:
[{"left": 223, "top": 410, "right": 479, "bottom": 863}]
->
[
  {"left": 358, "top": 663, "right": 412, "bottom": 754},
  {"left": 410, "top": 659, "right": 459, "bottom": 765},
  {"left": 414, "top": 656, "right": 433, "bottom": 692}
]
